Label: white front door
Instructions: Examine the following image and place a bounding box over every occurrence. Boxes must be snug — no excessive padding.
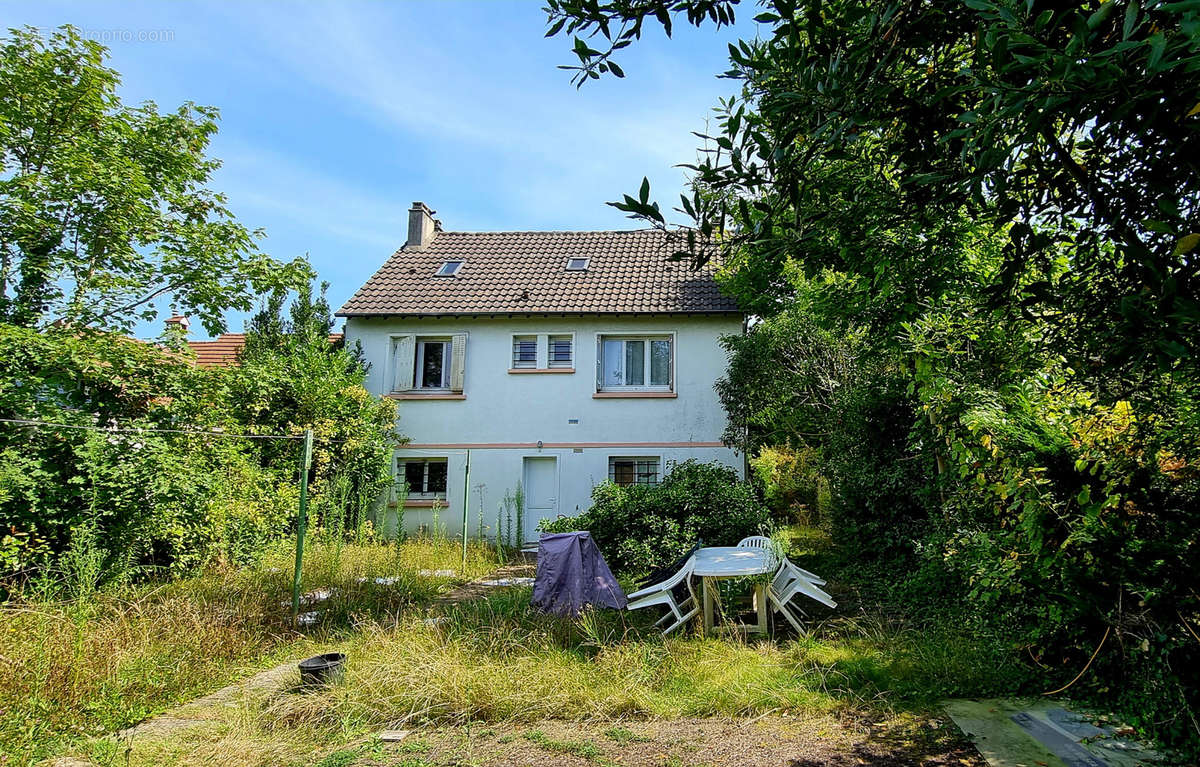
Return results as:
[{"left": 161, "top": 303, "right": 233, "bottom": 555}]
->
[{"left": 522, "top": 456, "right": 557, "bottom": 542}]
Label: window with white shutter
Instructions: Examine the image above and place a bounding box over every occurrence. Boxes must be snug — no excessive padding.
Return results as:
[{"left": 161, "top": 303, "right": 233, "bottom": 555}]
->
[{"left": 391, "top": 335, "right": 415, "bottom": 392}]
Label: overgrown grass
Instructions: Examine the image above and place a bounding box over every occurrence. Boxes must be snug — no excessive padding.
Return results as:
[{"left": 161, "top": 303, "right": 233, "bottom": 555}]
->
[
  {"left": 0, "top": 537, "right": 500, "bottom": 767},
  {"left": 11, "top": 527, "right": 1036, "bottom": 767},
  {"left": 257, "top": 589, "right": 1023, "bottom": 735},
  {"left": 76, "top": 579, "right": 1023, "bottom": 767}
]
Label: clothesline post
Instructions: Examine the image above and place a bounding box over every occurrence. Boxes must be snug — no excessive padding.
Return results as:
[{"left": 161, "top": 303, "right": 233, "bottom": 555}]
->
[
  {"left": 291, "top": 428, "right": 314, "bottom": 618},
  {"left": 460, "top": 448, "right": 471, "bottom": 571}
]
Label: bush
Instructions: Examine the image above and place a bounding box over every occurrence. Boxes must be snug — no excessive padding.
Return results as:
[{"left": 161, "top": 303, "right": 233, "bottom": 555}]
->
[
  {"left": 751, "top": 445, "right": 824, "bottom": 524},
  {"left": 0, "top": 283, "right": 398, "bottom": 586},
  {"left": 823, "top": 368, "right": 936, "bottom": 560},
  {"left": 553, "top": 460, "right": 770, "bottom": 575}
]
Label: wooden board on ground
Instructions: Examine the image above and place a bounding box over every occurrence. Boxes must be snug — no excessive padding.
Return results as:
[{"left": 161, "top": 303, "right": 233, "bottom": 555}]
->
[{"left": 378, "top": 729, "right": 411, "bottom": 742}]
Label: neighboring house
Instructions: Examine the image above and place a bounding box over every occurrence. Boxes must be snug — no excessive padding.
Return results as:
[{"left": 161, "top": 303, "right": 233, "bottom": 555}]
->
[
  {"left": 338, "top": 202, "right": 745, "bottom": 542},
  {"left": 185, "top": 330, "right": 344, "bottom": 367}
]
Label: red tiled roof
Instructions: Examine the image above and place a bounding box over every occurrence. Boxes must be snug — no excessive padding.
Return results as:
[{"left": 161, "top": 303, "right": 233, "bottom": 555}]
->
[
  {"left": 187, "top": 333, "right": 344, "bottom": 368},
  {"left": 336, "top": 229, "right": 741, "bottom": 317}
]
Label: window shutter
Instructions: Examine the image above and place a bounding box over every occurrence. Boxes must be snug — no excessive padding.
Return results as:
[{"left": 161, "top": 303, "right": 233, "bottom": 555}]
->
[
  {"left": 392, "top": 335, "right": 415, "bottom": 392},
  {"left": 669, "top": 335, "right": 676, "bottom": 391},
  {"left": 449, "top": 333, "right": 467, "bottom": 392},
  {"left": 595, "top": 335, "right": 603, "bottom": 391}
]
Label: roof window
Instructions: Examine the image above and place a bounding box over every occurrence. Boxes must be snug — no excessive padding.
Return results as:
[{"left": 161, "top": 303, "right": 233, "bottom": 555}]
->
[
  {"left": 435, "top": 260, "right": 463, "bottom": 277},
  {"left": 566, "top": 257, "right": 589, "bottom": 271}
]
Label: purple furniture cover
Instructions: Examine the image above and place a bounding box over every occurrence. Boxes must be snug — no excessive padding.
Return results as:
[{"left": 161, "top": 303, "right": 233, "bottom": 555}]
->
[{"left": 532, "top": 531, "right": 627, "bottom": 617}]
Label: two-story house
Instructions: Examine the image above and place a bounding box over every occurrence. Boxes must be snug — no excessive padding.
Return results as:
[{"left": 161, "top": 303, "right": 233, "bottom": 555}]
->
[{"left": 338, "top": 202, "right": 744, "bottom": 542}]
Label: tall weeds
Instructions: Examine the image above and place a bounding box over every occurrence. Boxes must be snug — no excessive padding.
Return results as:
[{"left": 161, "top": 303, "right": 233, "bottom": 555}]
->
[{"left": 0, "top": 539, "right": 500, "bottom": 767}]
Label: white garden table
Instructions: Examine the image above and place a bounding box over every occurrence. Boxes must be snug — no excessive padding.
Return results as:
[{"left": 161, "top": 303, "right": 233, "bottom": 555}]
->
[{"left": 691, "top": 546, "right": 775, "bottom": 636}]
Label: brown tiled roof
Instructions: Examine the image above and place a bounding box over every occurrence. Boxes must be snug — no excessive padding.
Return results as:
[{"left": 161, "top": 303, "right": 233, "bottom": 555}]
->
[
  {"left": 187, "top": 333, "right": 344, "bottom": 368},
  {"left": 336, "top": 229, "right": 741, "bottom": 317}
]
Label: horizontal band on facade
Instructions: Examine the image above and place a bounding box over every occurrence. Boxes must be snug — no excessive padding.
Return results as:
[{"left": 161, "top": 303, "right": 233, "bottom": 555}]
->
[
  {"left": 386, "top": 392, "right": 467, "bottom": 400},
  {"left": 397, "top": 441, "right": 727, "bottom": 450}
]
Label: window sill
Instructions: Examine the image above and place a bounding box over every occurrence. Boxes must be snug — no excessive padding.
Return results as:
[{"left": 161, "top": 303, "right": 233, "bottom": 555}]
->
[
  {"left": 386, "top": 392, "right": 466, "bottom": 400},
  {"left": 389, "top": 498, "right": 447, "bottom": 508},
  {"left": 593, "top": 391, "right": 677, "bottom": 399},
  {"left": 508, "top": 367, "right": 575, "bottom": 374}
]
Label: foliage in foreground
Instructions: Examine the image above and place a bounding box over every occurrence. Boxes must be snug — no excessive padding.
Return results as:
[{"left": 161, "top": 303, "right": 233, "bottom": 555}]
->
[
  {"left": 540, "top": 460, "right": 770, "bottom": 575},
  {"left": 0, "top": 283, "right": 398, "bottom": 582},
  {"left": 0, "top": 25, "right": 311, "bottom": 335},
  {"left": 546, "top": 0, "right": 1200, "bottom": 753},
  {"left": 0, "top": 539, "right": 501, "bottom": 767}
]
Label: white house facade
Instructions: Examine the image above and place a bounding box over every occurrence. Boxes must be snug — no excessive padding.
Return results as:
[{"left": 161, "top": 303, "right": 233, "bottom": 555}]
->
[{"left": 338, "top": 203, "right": 744, "bottom": 542}]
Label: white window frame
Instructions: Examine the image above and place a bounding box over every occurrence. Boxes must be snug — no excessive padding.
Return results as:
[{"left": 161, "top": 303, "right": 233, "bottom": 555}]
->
[
  {"left": 398, "top": 457, "right": 449, "bottom": 499},
  {"left": 548, "top": 333, "right": 574, "bottom": 369},
  {"left": 415, "top": 337, "right": 452, "bottom": 390},
  {"left": 608, "top": 456, "right": 661, "bottom": 486},
  {"left": 565, "top": 257, "right": 590, "bottom": 271},
  {"left": 435, "top": 260, "right": 463, "bottom": 277},
  {"left": 511, "top": 335, "right": 537, "bottom": 369},
  {"left": 389, "top": 332, "right": 467, "bottom": 393},
  {"left": 596, "top": 332, "right": 675, "bottom": 392}
]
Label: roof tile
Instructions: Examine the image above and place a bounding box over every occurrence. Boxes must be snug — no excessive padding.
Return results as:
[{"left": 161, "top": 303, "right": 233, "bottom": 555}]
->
[{"left": 336, "top": 229, "right": 739, "bottom": 316}]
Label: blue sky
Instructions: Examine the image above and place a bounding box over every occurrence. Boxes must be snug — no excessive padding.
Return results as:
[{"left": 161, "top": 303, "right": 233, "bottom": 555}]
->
[{"left": 5, "top": 1, "right": 758, "bottom": 339}]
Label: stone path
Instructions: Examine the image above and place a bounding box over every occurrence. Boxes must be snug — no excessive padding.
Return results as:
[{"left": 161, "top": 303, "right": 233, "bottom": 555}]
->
[
  {"left": 102, "top": 556, "right": 535, "bottom": 746},
  {"left": 113, "top": 661, "right": 299, "bottom": 742},
  {"left": 47, "top": 557, "right": 543, "bottom": 765},
  {"left": 432, "top": 554, "right": 536, "bottom": 607}
]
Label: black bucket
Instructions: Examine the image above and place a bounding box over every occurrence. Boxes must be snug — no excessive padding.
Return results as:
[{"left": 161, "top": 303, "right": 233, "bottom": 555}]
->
[{"left": 298, "top": 652, "right": 346, "bottom": 687}]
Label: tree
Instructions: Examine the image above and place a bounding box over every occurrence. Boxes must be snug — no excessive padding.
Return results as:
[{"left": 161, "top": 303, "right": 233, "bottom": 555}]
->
[
  {"left": 230, "top": 281, "right": 399, "bottom": 538},
  {"left": 547, "top": 0, "right": 1200, "bottom": 382},
  {"left": 0, "top": 25, "right": 310, "bottom": 334},
  {"left": 545, "top": 0, "right": 1200, "bottom": 749}
]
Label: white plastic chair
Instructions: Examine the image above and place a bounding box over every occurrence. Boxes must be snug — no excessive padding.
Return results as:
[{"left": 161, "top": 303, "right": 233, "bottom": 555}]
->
[
  {"left": 767, "top": 563, "right": 808, "bottom": 634},
  {"left": 739, "top": 537, "right": 827, "bottom": 587},
  {"left": 781, "top": 558, "right": 826, "bottom": 587},
  {"left": 737, "top": 535, "right": 783, "bottom": 572},
  {"left": 736, "top": 535, "right": 774, "bottom": 550},
  {"left": 767, "top": 559, "right": 836, "bottom": 634},
  {"left": 626, "top": 557, "right": 699, "bottom": 635}
]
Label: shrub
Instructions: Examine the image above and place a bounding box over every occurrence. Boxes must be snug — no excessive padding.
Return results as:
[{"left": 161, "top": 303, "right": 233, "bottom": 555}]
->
[
  {"left": 0, "top": 282, "right": 398, "bottom": 586},
  {"left": 553, "top": 459, "right": 769, "bottom": 575},
  {"left": 751, "top": 445, "right": 824, "bottom": 524}
]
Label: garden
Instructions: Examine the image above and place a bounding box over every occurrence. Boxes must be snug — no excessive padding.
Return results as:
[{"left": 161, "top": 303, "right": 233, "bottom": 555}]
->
[{"left": 2, "top": 7, "right": 1200, "bottom": 765}]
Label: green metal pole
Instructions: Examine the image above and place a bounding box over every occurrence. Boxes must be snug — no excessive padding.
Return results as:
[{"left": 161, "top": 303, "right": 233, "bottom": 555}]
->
[
  {"left": 291, "top": 428, "right": 314, "bottom": 618},
  {"left": 460, "top": 449, "right": 471, "bottom": 572}
]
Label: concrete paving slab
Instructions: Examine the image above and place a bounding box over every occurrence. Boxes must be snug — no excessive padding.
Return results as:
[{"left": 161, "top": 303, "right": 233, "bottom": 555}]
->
[
  {"left": 945, "top": 699, "right": 1164, "bottom": 767},
  {"left": 946, "top": 699, "right": 1069, "bottom": 767}
]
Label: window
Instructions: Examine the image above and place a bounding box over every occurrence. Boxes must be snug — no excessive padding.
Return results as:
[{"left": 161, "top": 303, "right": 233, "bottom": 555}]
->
[
  {"left": 435, "top": 260, "right": 463, "bottom": 277},
  {"left": 399, "top": 457, "right": 448, "bottom": 498},
  {"left": 512, "top": 335, "right": 537, "bottom": 369},
  {"left": 391, "top": 333, "right": 467, "bottom": 393},
  {"left": 548, "top": 335, "right": 573, "bottom": 368},
  {"left": 416, "top": 338, "right": 451, "bottom": 389},
  {"left": 599, "top": 335, "right": 672, "bottom": 390},
  {"left": 566, "top": 257, "right": 589, "bottom": 271},
  {"left": 609, "top": 456, "right": 660, "bottom": 486}
]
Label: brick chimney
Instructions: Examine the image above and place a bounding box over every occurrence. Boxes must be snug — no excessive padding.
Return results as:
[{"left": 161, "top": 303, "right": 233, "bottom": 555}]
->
[{"left": 406, "top": 202, "right": 439, "bottom": 250}]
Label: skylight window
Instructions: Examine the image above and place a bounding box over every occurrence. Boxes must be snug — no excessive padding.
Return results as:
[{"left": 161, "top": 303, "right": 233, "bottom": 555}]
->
[
  {"left": 435, "top": 260, "right": 463, "bottom": 277},
  {"left": 565, "top": 257, "right": 589, "bottom": 271}
]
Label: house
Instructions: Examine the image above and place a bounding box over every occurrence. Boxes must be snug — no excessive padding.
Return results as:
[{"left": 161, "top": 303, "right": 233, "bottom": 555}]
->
[
  {"left": 338, "top": 202, "right": 744, "bottom": 542},
  {"left": 185, "top": 332, "right": 344, "bottom": 367}
]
